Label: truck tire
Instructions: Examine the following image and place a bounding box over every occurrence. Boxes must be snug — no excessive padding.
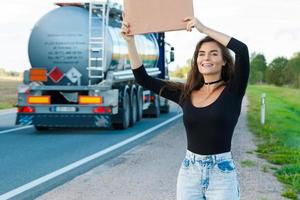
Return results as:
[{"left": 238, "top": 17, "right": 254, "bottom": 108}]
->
[
  {"left": 152, "top": 94, "right": 160, "bottom": 118},
  {"left": 113, "top": 90, "right": 130, "bottom": 129},
  {"left": 160, "top": 104, "right": 170, "bottom": 113},
  {"left": 129, "top": 89, "right": 137, "bottom": 127},
  {"left": 136, "top": 86, "right": 143, "bottom": 121},
  {"left": 144, "top": 94, "right": 160, "bottom": 118},
  {"left": 160, "top": 99, "right": 170, "bottom": 113}
]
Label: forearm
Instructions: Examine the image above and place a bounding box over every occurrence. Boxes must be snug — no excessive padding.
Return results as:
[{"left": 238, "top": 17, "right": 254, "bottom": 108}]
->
[
  {"left": 199, "top": 26, "right": 231, "bottom": 47},
  {"left": 227, "top": 38, "right": 250, "bottom": 97},
  {"left": 127, "top": 40, "right": 143, "bottom": 69}
]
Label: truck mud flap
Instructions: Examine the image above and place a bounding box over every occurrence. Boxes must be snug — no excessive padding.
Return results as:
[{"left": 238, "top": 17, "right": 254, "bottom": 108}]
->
[
  {"left": 16, "top": 114, "right": 34, "bottom": 126},
  {"left": 16, "top": 114, "right": 112, "bottom": 128}
]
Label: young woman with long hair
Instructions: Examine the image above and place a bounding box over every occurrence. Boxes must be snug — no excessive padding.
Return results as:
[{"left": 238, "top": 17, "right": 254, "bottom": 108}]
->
[{"left": 121, "top": 16, "right": 249, "bottom": 200}]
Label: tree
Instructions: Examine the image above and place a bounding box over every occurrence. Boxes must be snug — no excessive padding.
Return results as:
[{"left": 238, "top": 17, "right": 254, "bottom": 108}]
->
[
  {"left": 0, "top": 68, "right": 5, "bottom": 76},
  {"left": 285, "top": 52, "right": 300, "bottom": 88},
  {"left": 249, "top": 53, "right": 267, "bottom": 84},
  {"left": 0, "top": 67, "right": 21, "bottom": 77},
  {"left": 170, "top": 59, "right": 191, "bottom": 79},
  {"left": 265, "top": 57, "right": 288, "bottom": 86}
]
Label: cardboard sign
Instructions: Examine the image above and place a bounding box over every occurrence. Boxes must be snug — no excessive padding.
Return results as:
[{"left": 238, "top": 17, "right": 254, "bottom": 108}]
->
[{"left": 124, "top": 0, "right": 194, "bottom": 35}]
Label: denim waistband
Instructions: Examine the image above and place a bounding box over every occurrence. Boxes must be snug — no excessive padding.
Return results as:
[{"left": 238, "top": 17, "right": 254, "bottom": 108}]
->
[{"left": 185, "top": 150, "right": 232, "bottom": 164}]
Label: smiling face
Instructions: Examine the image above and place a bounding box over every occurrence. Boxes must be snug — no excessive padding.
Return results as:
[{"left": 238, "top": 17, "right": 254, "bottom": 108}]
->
[{"left": 197, "top": 41, "right": 226, "bottom": 76}]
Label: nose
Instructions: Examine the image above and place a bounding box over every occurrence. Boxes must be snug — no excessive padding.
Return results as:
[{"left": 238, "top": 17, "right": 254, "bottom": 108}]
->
[{"left": 203, "top": 54, "right": 211, "bottom": 61}]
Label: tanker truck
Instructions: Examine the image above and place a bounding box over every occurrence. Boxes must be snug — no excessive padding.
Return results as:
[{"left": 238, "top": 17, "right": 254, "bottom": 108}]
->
[{"left": 16, "top": 1, "right": 175, "bottom": 130}]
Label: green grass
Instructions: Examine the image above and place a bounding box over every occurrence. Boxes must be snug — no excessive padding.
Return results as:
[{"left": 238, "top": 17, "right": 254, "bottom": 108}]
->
[
  {"left": 241, "top": 159, "right": 256, "bottom": 168},
  {"left": 246, "top": 150, "right": 254, "bottom": 154},
  {"left": 0, "top": 78, "right": 21, "bottom": 109},
  {"left": 247, "top": 84, "right": 300, "bottom": 199},
  {"left": 261, "top": 164, "right": 270, "bottom": 173}
]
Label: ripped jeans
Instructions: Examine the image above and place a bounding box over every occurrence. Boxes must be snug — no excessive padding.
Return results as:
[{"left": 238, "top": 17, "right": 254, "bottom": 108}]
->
[{"left": 177, "top": 150, "right": 240, "bottom": 200}]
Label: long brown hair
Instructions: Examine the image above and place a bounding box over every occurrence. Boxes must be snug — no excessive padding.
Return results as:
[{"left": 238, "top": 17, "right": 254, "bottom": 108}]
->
[{"left": 159, "top": 36, "right": 234, "bottom": 105}]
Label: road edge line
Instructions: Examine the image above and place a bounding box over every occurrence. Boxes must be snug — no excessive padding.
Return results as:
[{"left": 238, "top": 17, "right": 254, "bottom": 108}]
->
[{"left": 0, "top": 126, "right": 33, "bottom": 135}]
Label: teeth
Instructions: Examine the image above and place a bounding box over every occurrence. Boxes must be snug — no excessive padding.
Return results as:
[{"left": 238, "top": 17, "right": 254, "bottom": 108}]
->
[{"left": 203, "top": 63, "right": 213, "bottom": 67}]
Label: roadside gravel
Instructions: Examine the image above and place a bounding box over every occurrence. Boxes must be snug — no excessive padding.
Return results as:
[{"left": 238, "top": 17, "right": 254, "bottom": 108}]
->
[{"left": 232, "top": 98, "right": 288, "bottom": 200}]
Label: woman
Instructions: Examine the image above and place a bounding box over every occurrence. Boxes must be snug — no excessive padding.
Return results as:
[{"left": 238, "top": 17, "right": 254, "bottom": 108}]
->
[{"left": 121, "top": 16, "right": 249, "bottom": 200}]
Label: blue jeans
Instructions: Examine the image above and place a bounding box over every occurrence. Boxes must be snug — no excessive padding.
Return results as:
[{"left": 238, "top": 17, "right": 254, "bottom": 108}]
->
[{"left": 177, "top": 150, "right": 240, "bottom": 200}]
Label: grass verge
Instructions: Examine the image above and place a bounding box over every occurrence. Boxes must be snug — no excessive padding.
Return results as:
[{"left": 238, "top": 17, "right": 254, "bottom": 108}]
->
[
  {"left": 246, "top": 84, "right": 300, "bottom": 199},
  {"left": 0, "top": 78, "right": 21, "bottom": 110}
]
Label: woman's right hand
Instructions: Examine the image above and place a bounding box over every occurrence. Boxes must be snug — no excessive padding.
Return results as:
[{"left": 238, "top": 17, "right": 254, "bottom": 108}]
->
[{"left": 121, "top": 13, "right": 134, "bottom": 43}]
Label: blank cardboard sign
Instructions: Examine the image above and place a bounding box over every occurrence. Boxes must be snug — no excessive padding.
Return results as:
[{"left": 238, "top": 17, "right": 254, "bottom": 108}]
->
[{"left": 123, "top": 0, "right": 194, "bottom": 35}]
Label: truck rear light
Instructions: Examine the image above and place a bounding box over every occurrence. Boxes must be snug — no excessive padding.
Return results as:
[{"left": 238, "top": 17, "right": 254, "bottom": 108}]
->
[
  {"left": 144, "top": 95, "right": 150, "bottom": 102},
  {"left": 150, "top": 95, "right": 155, "bottom": 102},
  {"left": 93, "top": 106, "right": 111, "bottom": 113},
  {"left": 27, "top": 96, "right": 51, "bottom": 104},
  {"left": 18, "top": 106, "right": 35, "bottom": 113},
  {"left": 29, "top": 68, "right": 47, "bottom": 82},
  {"left": 79, "top": 96, "right": 102, "bottom": 104}
]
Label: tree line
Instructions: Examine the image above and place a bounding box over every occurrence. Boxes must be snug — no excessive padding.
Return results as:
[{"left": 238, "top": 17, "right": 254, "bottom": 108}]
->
[
  {"left": 250, "top": 52, "right": 300, "bottom": 88},
  {"left": 170, "top": 52, "right": 300, "bottom": 88},
  {"left": 0, "top": 68, "right": 21, "bottom": 77},
  {"left": 170, "top": 59, "right": 191, "bottom": 79}
]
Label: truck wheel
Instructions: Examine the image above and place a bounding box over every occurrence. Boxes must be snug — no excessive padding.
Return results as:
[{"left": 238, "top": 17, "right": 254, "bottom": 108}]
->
[
  {"left": 143, "top": 94, "right": 160, "bottom": 118},
  {"left": 160, "top": 104, "right": 170, "bottom": 113},
  {"left": 113, "top": 90, "right": 130, "bottom": 129},
  {"left": 129, "top": 90, "right": 137, "bottom": 127},
  {"left": 34, "top": 126, "right": 49, "bottom": 131},
  {"left": 152, "top": 94, "right": 160, "bottom": 118},
  {"left": 136, "top": 86, "right": 143, "bottom": 121},
  {"left": 160, "top": 99, "right": 170, "bottom": 113}
]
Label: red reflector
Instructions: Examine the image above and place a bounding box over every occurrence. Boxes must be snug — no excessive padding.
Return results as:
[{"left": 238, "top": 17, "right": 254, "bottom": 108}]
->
[
  {"left": 150, "top": 95, "right": 155, "bottom": 101},
  {"left": 18, "top": 106, "right": 35, "bottom": 113},
  {"left": 93, "top": 106, "right": 112, "bottom": 113},
  {"left": 49, "top": 66, "right": 64, "bottom": 83}
]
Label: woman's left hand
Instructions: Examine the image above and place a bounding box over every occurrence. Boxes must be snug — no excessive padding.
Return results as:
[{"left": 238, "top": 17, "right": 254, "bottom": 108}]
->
[{"left": 183, "top": 17, "right": 206, "bottom": 33}]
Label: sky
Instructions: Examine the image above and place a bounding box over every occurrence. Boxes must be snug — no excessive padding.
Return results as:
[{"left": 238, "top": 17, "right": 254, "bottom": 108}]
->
[{"left": 0, "top": 0, "right": 299, "bottom": 72}]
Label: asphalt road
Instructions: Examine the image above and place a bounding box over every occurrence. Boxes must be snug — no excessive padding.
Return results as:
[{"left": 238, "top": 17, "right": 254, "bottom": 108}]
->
[{"left": 0, "top": 103, "right": 182, "bottom": 200}]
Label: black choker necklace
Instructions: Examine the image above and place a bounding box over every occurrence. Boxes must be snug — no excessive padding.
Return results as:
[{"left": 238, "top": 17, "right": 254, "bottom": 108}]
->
[{"left": 204, "top": 79, "right": 223, "bottom": 85}]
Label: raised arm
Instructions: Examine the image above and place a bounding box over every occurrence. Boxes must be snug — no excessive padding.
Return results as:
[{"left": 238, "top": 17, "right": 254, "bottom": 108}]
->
[
  {"left": 184, "top": 17, "right": 231, "bottom": 47},
  {"left": 121, "top": 21, "right": 142, "bottom": 69},
  {"left": 121, "top": 19, "right": 183, "bottom": 105},
  {"left": 226, "top": 38, "right": 250, "bottom": 97},
  {"left": 184, "top": 17, "right": 249, "bottom": 97}
]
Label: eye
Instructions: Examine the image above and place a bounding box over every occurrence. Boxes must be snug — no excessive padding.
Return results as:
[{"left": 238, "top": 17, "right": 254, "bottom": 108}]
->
[
  {"left": 198, "top": 53, "right": 205, "bottom": 57},
  {"left": 212, "top": 53, "right": 218, "bottom": 56}
]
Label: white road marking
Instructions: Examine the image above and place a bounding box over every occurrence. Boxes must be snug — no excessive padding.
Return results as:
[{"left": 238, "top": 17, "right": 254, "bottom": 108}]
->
[
  {"left": 0, "top": 113, "right": 183, "bottom": 200},
  {"left": 0, "top": 126, "right": 33, "bottom": 135}
]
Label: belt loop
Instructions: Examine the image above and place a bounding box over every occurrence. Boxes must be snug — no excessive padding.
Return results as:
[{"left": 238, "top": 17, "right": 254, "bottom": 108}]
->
[{"left": 192, "top": 154, "right": 195, "bottom": 164}]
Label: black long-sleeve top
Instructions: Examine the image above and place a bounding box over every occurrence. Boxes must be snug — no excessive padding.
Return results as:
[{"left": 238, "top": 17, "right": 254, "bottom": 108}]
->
[{"left": 132, "top": 38, "right": 250, "bottom": 155}]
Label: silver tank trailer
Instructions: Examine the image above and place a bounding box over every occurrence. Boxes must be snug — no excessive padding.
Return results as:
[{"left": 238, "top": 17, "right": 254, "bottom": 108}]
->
[{"left": 28, "top": 6, "right": 159, "bottom": 85}]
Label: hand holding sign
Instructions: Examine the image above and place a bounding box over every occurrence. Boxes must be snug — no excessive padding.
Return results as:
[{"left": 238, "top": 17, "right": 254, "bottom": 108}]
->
[
  {"left": 120, "top": 13, "right": 134, "bottom": 42},
  {"left": 183, "top": 17, "right": 207, "bottom": 33}
]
